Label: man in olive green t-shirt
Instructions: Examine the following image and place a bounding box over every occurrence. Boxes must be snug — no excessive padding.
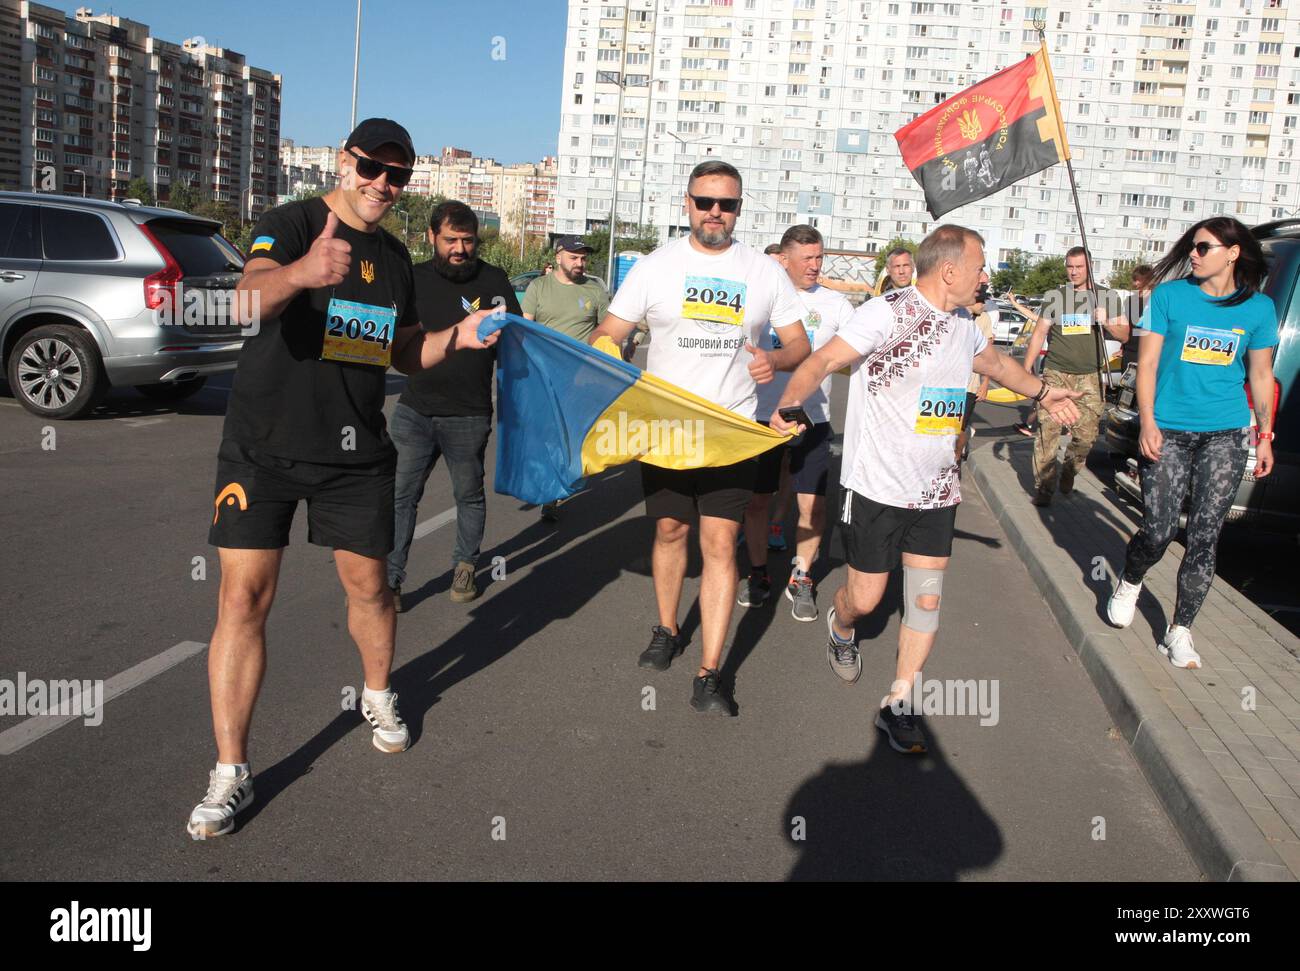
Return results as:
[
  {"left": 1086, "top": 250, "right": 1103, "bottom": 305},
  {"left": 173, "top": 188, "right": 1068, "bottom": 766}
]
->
[
  {"left": 522, "top": 235, "right": 610, "bottom": 342},
  {"left": 1020, "top": 246, "right": 1129, "bottom": 505}
]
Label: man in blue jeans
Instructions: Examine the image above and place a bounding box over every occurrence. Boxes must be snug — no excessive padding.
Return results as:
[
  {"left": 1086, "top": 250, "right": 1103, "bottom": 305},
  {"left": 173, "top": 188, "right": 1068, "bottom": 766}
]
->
[{"left": 388, "top": 201, "right": 521, "bottom": 609}]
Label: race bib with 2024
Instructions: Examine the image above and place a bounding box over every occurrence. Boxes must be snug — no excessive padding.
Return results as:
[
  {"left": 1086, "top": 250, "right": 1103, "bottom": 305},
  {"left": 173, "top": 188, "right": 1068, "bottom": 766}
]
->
[
  {"left": 682, "top": 276, "right": 747, "bottom": 328},
  {"left": 914, "top": 386, "right": 966, "bottom": 436},
  {"left": 321, "top": 297, "right": 396, "bottom": 368},
  {"left": 1059, "top": 312, "right": 1091, "bottom": 336},
  {"left": 1180, "top": 325, "right": 1242, "bottom": 367}
]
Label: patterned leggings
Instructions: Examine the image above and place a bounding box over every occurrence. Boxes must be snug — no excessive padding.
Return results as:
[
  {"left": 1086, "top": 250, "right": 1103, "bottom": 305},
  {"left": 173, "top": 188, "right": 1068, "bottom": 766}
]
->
[{"left": 1122, "top": 428, "right": 1248, "bottom": 628}]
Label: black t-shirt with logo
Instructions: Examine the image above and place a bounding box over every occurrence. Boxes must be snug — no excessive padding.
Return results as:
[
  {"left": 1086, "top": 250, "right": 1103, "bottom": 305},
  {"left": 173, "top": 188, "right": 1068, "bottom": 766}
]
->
[
  {"left": 222, "top": 197, "right": 417, "bottom": 464},
  {"left": 398, "top": 260, "right": 521, "bottom": 417}
]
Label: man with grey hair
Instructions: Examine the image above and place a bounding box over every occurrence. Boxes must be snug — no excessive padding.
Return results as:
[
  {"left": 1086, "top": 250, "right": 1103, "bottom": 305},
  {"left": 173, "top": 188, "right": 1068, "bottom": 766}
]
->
[
  {"left": 591, "top": 159, "right": 811, "bottom": 716},
  {"left": 880, "top": 246, "right": 915, "bottom": 293},
  {"left": 773, "top": 224, "right": 1081, "bottom": 754}
]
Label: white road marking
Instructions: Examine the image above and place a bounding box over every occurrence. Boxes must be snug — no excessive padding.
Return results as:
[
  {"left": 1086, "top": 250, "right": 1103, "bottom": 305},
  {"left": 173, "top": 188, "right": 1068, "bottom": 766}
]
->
[
  {"left": 119, "top": 418, "right": 168, "bottom": 428},
  {"left": 0, "top": 640, "right": 208, "bottom": 756},
  {"left": 0, "top": 506, "right": 460, "bottom": 755}
]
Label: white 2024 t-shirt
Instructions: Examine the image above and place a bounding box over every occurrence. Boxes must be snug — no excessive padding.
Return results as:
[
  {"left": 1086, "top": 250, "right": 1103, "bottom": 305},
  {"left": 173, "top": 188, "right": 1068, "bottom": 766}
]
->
[
  {"left": 756, "top": 283, "right": 854, "bottom": 424},
  {"left": 838, "top": 287, "right": 989, "bottom": 510},
  {"left": 608, "top": 236, "right": 805, "bottom": 420}
]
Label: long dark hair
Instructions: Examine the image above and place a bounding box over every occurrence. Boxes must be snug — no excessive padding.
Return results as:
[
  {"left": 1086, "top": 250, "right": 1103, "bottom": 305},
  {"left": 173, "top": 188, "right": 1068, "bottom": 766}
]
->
[{"left": 1152, "top": 217, "right": 1266, "bottom": 307}]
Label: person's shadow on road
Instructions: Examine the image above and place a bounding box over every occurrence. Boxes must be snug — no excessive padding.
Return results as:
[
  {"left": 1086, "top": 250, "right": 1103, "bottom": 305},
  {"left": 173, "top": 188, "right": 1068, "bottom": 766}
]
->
[{"left": 782, "top": 720, "right": 1003, "bottom": 880}]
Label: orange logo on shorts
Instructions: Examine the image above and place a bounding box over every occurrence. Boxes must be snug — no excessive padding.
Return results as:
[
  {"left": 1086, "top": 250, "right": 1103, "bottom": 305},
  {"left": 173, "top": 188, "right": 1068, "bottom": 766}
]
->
[{"left": 213, "top": 483, "right": 249, "bottom": 524}]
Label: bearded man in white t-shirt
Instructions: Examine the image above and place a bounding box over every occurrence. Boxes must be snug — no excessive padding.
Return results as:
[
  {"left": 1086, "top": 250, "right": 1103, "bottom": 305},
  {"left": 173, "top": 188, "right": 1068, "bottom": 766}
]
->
[
  {"left": 591, "top": 160, "right": 811, "bottom": 717},
  {"left": 773, "top": 225, "right": 1081, "bottom": 753},
  {"left": 740, "top": 224, "right": 854, "bottom": 624}
]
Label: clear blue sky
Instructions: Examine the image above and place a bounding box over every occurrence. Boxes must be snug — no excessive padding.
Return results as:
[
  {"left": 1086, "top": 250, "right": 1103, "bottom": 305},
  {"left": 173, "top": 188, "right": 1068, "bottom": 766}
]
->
[{"left": 101, "top": 0, "right": 567, "bottom": 162}]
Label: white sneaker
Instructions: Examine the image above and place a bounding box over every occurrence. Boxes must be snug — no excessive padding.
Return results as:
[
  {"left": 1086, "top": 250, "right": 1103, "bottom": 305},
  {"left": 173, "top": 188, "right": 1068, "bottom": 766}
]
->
[
  {"left": 1159, "top": 626, "right": 1202, "bottom": 670},
  {"left": 1106, "top": 579, "right": 1142, "bottom": 628},
  {"left": 361, "top": 691, "right": 410, "bottom": 753},
  {"left": 186, "top": 766, "right": 253, "bottom": 839}
]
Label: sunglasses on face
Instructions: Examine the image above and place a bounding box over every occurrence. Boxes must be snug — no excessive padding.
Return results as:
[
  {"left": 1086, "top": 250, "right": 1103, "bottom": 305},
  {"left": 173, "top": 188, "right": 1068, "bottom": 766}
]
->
[
  {"left": 1191, "top": 241, "right": 1225, "bottom": 257},
  {"left": 689, "top": 194, "right": 742, "bottom": 214},
  {"left": 346, "top": 148, "right": 413, "bottom": 188}
]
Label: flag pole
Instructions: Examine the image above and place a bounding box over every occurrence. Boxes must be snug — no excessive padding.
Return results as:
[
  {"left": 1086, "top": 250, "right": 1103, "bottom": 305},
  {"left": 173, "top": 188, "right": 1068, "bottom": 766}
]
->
[{"left": 1037, "top": 24, "right": 1111, "bottom": 394}]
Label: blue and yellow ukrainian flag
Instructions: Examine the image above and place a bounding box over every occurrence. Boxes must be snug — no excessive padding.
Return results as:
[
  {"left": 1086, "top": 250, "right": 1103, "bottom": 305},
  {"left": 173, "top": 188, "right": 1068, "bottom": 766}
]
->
[{"left": 478, "top": 314, "right": 787, "bottom": 505}]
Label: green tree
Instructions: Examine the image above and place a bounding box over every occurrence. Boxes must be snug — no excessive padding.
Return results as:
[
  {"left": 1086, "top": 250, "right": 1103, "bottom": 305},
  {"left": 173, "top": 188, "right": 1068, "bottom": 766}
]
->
[
  {"left": 1107, "top": 258, "right": 1141, "bottom": 291},
  {"left": 125, "top": 177, "right": 155, "bottom": 207},
  {"left": 872, "top": 236, "right": 918, "bottom": 277},
  {"left": 288, "top": 186, "right": 327, "bottom": 203},
  {"left": 1021, "top": 255, "right": 1069, "bottom": 295},
  {"left": 166, "top": 180, "right": 199, "bottom": 213},
  {"left": 990, "top": 249, "right": 1032, "bottom": 294}
]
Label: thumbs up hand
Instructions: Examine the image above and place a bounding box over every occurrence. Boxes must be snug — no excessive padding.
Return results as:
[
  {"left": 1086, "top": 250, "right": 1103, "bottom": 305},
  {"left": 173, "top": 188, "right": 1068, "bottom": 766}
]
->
[
  {"left": 292, "top": 210, "right": 352, "bottom": 289},
  {"left": 745, "top": 343, "right": 775, "bottom": 384}
]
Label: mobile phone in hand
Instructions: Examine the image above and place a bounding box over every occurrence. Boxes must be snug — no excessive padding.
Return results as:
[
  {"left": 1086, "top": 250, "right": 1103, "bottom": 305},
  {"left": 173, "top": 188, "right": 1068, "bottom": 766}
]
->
[{"left": 777, "top": 406, "right": 812, "bottom": 430}]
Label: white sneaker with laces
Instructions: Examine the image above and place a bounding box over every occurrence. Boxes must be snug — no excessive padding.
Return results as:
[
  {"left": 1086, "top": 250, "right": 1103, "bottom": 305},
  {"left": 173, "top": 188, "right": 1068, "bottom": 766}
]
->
[
  {"left": 1106, "top": 579, "right": 1142, "bottom": 628},
  {"left": 1159, "top": 625, "right": 1202, "bottom": 670},
  {"left": 362, "top": 691, "right": 410, "bottom": 753},
  {"left": 186, "top": 766, "right": 253, "bottom": 839}
]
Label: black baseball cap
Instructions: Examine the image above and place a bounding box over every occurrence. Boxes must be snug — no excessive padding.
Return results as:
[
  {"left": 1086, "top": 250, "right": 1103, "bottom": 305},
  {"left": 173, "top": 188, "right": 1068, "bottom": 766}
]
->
[
  {"left": 554, "top": 235, "right": 593, "bottom": 254},
  {"left": 344, "top": 118, "right": 415, "bottom": 167}
]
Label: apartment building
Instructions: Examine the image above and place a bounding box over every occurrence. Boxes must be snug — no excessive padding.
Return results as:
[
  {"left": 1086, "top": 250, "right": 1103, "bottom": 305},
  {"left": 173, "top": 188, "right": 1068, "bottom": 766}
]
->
[
  {"left": 556, "top": 0, "right": 1300, "bottom": 278},
  {"left": 1, "top": 1, "right": 281, "bottom": 218},
  {"left": 282, "top": 143, "right": 559, "bottom": 241}
]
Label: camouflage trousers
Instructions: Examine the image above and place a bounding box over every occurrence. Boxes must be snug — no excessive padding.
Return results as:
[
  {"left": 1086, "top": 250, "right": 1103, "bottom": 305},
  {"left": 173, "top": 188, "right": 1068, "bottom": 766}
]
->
[
  {"left": 1122, "top": 427, "right": 1249, "bottom": 628},
  {"left": 1032, "top": 369, "right": 1106, "bottom": 495}
]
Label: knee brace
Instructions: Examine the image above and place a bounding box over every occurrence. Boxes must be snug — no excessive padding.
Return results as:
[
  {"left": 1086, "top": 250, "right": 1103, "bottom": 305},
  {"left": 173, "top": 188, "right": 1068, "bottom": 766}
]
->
[{"left": 902, "top": 566, "right": 945, "bottom": 633}]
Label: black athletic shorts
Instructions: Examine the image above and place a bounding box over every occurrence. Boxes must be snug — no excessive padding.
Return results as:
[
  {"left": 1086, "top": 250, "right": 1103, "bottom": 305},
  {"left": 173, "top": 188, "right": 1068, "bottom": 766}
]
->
[
  {"left": 754, "top": 422, "right": 788, "bottom": 495},
  {"left": 789, "top": 421, "right": 833, "bottom": 496},
  {"left": 208, "top": 439, "right": 397, "bottom": 559},
  {"left": 642, "top": 457, "right": 758, "bottom": 523},
  {"left": 839, "top": 488, "right": 957, "bottom": 574}
]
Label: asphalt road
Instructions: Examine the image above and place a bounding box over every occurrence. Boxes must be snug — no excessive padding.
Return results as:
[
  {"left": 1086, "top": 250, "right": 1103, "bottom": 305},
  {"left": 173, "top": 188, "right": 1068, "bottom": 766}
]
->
[{"left": 0, "top": 360, "right": 1200, "bottom": 880}]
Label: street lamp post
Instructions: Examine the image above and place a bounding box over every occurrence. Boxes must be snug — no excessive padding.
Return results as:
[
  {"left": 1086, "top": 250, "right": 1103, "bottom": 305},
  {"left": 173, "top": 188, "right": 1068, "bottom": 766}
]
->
[
  {"left": 73, "top": 169, "right": 87, "bottom": 198},
  {"left": 666, "top": 130, "right": 709, "bottom": 237},
  {"left": 350, "top": 0, "right": 362, "bottom": 132}
]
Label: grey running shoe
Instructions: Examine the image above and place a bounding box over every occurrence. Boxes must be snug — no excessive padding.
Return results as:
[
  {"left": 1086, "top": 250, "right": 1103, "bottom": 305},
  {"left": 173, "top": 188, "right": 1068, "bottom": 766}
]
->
[
  {"left": 826, "top": 607, "right": 861, "bottom": 683},
  {"left": 737, "top": 571, "right": 771, "bottom": 607},
  {"left": 786, "top": 575, "right": 818, "bottom": 622}
]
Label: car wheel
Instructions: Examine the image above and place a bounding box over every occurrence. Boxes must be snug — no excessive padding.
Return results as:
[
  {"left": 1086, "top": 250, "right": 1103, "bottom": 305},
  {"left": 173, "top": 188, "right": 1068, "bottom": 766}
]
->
[
  {"left": 7, "top": 324, "right": 107, "bottom": 419},
  {"left": 135, "top": 376, "right": 208, "bottom": 401}
]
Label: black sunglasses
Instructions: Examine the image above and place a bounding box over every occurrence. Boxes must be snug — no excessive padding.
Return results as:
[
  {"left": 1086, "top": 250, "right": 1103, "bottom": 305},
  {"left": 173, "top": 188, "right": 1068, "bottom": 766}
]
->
[
  {"left": 346, "top": 148, "right": 413, "bottom": 188},
  {"left": 689, "top": 194, "right": 742, "bottom": 214},
  {"left": 1191, "top": 241, "right": 1225, "bottom": 257}
]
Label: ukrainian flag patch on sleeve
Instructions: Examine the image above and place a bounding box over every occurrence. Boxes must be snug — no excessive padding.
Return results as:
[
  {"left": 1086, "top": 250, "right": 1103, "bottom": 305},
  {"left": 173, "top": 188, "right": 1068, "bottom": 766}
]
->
[{"left": 250, "top": 236, "right": 275, "bottom": 253}]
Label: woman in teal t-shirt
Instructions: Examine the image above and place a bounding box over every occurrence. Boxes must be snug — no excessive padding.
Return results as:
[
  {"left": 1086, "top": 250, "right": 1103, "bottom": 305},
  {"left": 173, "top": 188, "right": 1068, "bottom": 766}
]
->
[{"left": 1106, "top": 216, "right": 1279, "bottom": 669}]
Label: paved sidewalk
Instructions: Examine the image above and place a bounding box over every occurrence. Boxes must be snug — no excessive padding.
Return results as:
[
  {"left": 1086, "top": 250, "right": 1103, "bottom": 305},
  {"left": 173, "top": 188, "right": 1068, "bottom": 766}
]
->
[{"left": 968, "top": 437, "right": 1300, "bottom": 882}]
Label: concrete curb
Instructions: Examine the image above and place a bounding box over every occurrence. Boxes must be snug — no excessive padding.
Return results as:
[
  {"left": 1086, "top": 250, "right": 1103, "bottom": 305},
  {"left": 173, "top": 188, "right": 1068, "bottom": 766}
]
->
[{"left": 968, "top": 446, "right": 1294, "bottom": 882}]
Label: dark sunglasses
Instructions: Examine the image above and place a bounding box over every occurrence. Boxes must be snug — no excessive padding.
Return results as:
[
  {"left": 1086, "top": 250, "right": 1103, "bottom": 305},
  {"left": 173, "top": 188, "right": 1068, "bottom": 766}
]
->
[
  {"left": 1191, "top": 241, "right": 1225, "bottom": 257},
  {"left": 689, "top": 194, "right": 742, "bottom": 214},
  {"left": 346, "top": 148, "right": 413, "bottom": 188}
]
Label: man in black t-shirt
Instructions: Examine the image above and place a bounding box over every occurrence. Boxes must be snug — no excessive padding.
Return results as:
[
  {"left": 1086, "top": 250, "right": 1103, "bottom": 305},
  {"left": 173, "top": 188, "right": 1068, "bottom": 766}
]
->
[
  {"left": 388, "top": 201, "right": 520, "bottom": 607},
  {"left": 188, "top": 119, "right": 498, "bottom": 841}
]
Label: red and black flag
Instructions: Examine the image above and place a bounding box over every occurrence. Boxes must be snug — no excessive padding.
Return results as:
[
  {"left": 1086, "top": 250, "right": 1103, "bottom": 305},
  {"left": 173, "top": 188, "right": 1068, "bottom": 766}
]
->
[{"left": 894, "top": 44, "right": 1071, "bottom": 219}]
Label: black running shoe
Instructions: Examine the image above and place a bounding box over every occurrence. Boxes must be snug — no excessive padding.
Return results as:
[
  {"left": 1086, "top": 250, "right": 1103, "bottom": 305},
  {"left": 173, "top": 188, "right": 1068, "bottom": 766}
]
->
[
  {"left": 875, "top": 705, "right": 928, "bottom": 754},
  {"left": 690, "top": 668, "right": 736, "bottom": 716},
  {"left": 737, "top": 571, "right": 771, "bottom": 607},
  {"left": 638, "top": 625, "right": 684, "bottom": 670}
]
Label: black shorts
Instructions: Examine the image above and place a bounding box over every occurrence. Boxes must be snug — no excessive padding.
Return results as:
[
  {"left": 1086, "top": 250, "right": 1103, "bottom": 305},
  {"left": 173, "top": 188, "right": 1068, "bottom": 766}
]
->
[
  {"left": 961, "top": 391, "right": 977, "bottom": 432},
  {"left": 208, "top": 439, "right": 397, "bottom": 559},
  {"left": 642, "top": 458, "right": 758, "bottom": 523},
  {"left": 754, "top": 423, "right": 788, "bottom": 495},
  {"left": 789, "top": 421, "right": 833, "bottom": 496},
  {"left": 839, "top": 488, "right": 957, "bottom": 574}
]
